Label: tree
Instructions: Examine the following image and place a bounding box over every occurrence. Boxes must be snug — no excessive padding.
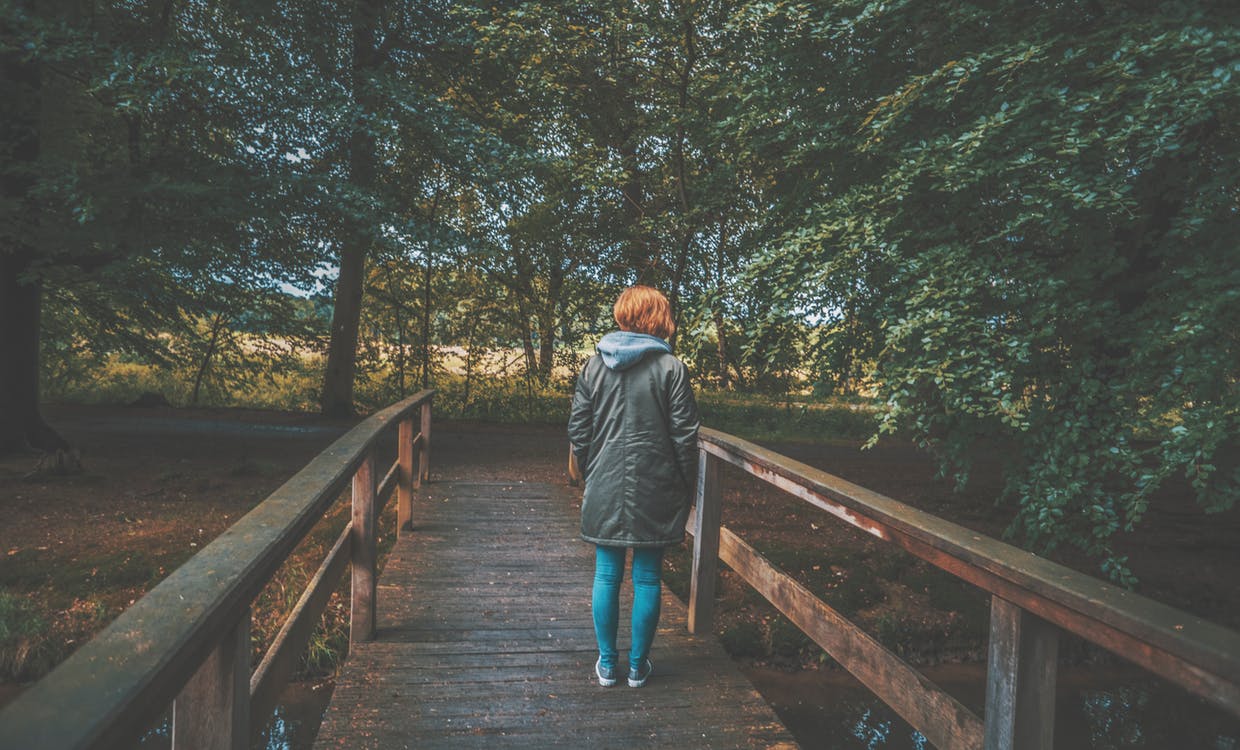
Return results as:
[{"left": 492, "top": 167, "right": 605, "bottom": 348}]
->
[
  {"left": 732, "top": 0, "right": 1240, "bottom": 581},
  {"left": 0, "top": 2, "right": 65, "bottom": 454},
  {"left": 321, "top": 0, "right": 384, "bottom": 418},
  {"left": 1, "top": 0, "right": 341, "bottom": 454}
]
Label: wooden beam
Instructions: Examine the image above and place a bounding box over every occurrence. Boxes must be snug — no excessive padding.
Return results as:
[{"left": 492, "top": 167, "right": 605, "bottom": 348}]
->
[
  {"left": 172, "top": 608, "right": 250, "bottom": 750},
  {"left": 376, "top": 457, "right": 399, "bottom": 516},
  {"left": 418, "top": 398, "right": 432, "bottom": 484},
  {"left": 398, "top": 417, "right": 416, "bottom": 531},
  {"left": 0, "top": 389, "right": 435, "bottom": 750},
  {"left": 0, "top": 392, "right": 435, "bottom": 750},
  {"left": 984, "top": 597, "right": 1059, "bottom": 750},
  {"left": 688, "top": 449, "right": 722, "bottom": 635},
  {"left": 719, "top": 526, "right": 985, "bottom": 750},
  {"left": 351, "top": 453, "right": 377, "bottom": 645},
  {"left": 249, "top": 525, "right": 351, "bottom": 726},
  {"left": 698, "top": 428, "right": 1240, "bottom": 715}
]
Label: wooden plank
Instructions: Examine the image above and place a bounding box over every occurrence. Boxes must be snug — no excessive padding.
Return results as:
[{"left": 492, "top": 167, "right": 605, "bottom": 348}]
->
[
  {"left": 351, "top": 453, "right": 377, "bottom": 645},
  {"left": 688, "top": 449, "right": 722, "bottom": 634},
  {"left": 984, "top": 597, "right": 1058, "bottom": 750},
  {"left": 397, "top": 417, "right": 415, "bottom": 531},
  {"left": 375, "top": 457, "right": 399, "bottom": 516},
  {"left": 249, "top": 524, "right": 351, "bottom": 726},
  {"left": 718, "top": 525, "right": 984, "bottom": 750},
  {"left": 314, "top": 481, "right": 799, "bottom": 750},
  {"left": 418, "top": 398, "right": 432, "bottom": 484},
  {"left": 172, "top": 608, "right": 250, "bottom": 750},
  {"left": 0, "top": 390, "right": 434, "bottom": 750},
  {"left": 698, "top": 428, "right": 1240, "bottom": 715}
]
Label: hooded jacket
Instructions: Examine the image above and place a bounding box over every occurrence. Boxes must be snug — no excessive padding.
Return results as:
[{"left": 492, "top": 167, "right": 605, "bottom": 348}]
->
[{"left": 568, "top": 331, "right": 701, "bottom": 547}]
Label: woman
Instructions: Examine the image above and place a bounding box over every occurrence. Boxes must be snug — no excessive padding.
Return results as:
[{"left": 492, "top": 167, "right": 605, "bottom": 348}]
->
[{"left": 568, "top": 285, "right": 700, "bottom": 688}]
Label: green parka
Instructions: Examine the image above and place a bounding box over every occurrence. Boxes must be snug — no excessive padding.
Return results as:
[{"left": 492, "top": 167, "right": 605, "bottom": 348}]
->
[{"left": 568, "top": 331, "right": 701, "bottom": 547}]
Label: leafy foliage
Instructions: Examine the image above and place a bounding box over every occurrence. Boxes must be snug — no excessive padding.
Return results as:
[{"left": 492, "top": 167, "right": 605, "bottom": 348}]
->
[
  {"left": 10, "top": 0, "right": 1238, "bottom": 581},
  {"left": 729, "top": 0, "right": 1240, "bottom": 580}
]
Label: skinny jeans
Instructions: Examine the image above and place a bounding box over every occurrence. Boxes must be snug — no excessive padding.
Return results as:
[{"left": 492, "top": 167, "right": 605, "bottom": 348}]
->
[{"left": 592, "top": 545, "right": 664, "bottom": 673}]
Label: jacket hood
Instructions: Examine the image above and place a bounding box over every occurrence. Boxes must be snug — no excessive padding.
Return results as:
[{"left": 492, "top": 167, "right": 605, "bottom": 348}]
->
[{"left": 596, "top": 331, "right": 672, "bottom": 370}]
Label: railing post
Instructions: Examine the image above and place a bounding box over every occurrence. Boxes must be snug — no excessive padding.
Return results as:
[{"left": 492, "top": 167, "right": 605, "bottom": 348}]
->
[
  {"left": 171, "top": 607, "right": 250, "bottom": 750},
  {"left": 984, "top": 595, "right": 1059, "bottom": 750},
  {"left": 418, "top": 397, "right": 432, "bottom": 485},
  {"left": 398, "top": 416, "right": 415, "bottom": 533},
  {"left": 688, "top": 447, "right": 722, "bottom": 634},
  {"left": 351, "top": 452, "right": 377, "bottom": 644}
]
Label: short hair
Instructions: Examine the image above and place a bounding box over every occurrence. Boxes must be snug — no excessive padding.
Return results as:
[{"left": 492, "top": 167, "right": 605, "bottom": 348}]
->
[{"left": 614, "top": 285, "right": 675, "bottom": 340}]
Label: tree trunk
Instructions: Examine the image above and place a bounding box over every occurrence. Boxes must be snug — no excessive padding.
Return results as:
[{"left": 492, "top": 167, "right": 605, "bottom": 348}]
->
[
  {"left": 421, "top": 246, "right": 432, "bottom": 389},
  {"left": 713, "top": 310, "right": 731, "bottom": 389},
  {"left": 396, "top": 305, "right": 405, "bottom": 398},
  {"left": 714, "top": 220, "right": 731, "bottom": 389},
  {"left": 190, "top": 312, "right": 228, "bottom": 406},
  {"left": 462, "top": 312, "right": 478, "bottom": 407},
  {"left": 321, "top": 0, "right": 383, "bottom": 418},
  {"left": 0, "top": 256, "right": 69, "bottom": 454},
  {"left": 0, "top": 28, "right": 69, "bottom": 456},
  {"left": 520, "top": 325, "right": 537, "bottom": 382},
  {"left": 537, "top": 312, "right": 556, "bottom": 386},
  {"left": 322, "top": 244, "right": 368, "bottom": 417},
  {"left": 666, "top": 15, "right": 698, "bottom": 349}
]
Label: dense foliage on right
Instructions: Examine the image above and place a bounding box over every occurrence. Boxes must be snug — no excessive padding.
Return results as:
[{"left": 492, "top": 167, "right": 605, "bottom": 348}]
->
[{"left": 727, "top": 1, "right": 1239, "bottom": 582}]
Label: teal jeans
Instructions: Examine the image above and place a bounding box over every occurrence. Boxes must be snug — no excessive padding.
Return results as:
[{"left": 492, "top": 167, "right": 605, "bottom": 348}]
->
[{"left": 592, "top": 545, "right": 664, "bottom": 672}]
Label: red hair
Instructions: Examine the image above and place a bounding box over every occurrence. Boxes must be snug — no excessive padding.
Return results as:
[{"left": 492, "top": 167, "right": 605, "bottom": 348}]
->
[{"left": 614, "top": 285, "right": 675, "bottom": 340}]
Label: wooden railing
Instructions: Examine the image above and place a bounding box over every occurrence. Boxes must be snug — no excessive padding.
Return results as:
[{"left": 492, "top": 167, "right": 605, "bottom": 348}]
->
[
  {"left": 0, "top": 390, "right": 434, "bottom": 750},
  {"left": 686, "top": 427, "right": 1240, "bottom": 750}
]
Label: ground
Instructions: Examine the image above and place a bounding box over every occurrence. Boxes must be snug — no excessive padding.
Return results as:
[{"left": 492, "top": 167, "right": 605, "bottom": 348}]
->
[{"left": 1, "top": 403, "right": 1238, "bottom": 697}]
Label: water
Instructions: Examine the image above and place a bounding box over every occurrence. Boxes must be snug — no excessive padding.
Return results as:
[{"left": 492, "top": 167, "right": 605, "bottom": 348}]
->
[
  {"left": 744, "top": 664, "right": 1240, "bottom": 749},
  {"left": 138, "top": 680, "right": 333, "bottom": 750}
]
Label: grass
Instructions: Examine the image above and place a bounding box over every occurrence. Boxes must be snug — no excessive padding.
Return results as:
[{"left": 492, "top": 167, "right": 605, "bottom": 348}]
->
[
  {"left": 697, "top": 392, "right": 878, "bottom": 443},
  {"left": 44, "top": 354, "right": 881, "bottom": 445},
  {"left": 0, "top": 593, "right": 47, "bottom": 680}
]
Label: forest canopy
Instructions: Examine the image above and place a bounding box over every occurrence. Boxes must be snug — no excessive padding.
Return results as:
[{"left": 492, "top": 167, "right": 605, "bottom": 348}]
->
[{"left": 2, "top": 0, "right": 1237, "bottom": 582}]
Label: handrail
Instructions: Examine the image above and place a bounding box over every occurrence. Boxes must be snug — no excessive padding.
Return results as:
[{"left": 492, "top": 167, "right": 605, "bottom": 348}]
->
[
  {"left": 0, "top": 390, "right": 435, "bottom": 750},
  {"left": 686, "top": 426, "right": 1240, "bottom": 750}
]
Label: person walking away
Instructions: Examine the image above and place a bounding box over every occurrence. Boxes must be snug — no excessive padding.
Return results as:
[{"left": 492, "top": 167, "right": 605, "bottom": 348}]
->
[{"left": 568, "top": 285, "right": 700, "bottom": 688}]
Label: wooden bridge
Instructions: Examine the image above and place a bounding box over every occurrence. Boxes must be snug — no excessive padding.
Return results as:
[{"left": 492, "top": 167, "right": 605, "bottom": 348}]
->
[
  {"left": 313, "top": 479, "right": 794, "bottom": 748},
  {"left": 1, "top": 391, "right": 1237, "bottom": 749}
]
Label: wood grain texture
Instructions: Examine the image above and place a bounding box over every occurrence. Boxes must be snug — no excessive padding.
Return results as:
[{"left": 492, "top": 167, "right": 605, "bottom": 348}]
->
[
  {"left": 698, "top": 428, "right": 1240, "bottom": 716},
  {"left": 689, "top": 450, "right": 722, "bottom": 635},
  {"left": 717, "top": 526, "right": 984, "bottom": 750},
  {"left": 984, "top": 597, "right": 1058, "bottom": 750},
  {"left": 397, "top": 417, "right": 415, "bottom": 531},
  {"left": 418, "top": 399, "right": 432, "bottom": 484},
  {"left": 172, "top": 609, "right": 250, "bottom": 750},
  {"left": 351, "top": 454, "right": 377, "bottom": 645},
  {"left": 313, "top": 481, "right": 799, "bottom": 749}
]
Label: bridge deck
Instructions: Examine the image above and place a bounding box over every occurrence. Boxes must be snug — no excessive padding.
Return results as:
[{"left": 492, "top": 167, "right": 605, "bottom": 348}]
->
[{"left": 313, "top": 481, "right": 798, "bottom": 749}]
